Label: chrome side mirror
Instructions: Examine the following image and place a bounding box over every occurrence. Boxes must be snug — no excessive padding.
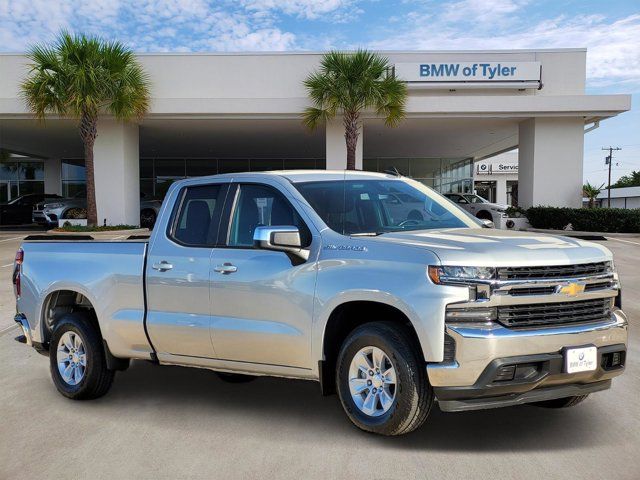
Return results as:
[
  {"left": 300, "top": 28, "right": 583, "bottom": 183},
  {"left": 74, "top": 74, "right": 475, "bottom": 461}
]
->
[
  {"left": 481, "top": 219, "right": 495, "bottom": 228},
  {"left": 253, "top": 226, "right": 309, "bottom": 260}
]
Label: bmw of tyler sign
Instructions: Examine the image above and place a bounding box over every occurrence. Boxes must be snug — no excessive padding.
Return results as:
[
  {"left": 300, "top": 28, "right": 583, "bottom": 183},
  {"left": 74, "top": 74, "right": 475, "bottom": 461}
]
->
[{"left": 394, "top": 62, "right": 541, "bottom": 86}]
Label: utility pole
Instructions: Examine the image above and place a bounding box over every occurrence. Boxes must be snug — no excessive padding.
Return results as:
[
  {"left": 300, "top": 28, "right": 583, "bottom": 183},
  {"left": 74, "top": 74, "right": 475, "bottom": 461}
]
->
[{"left": 602, "top": 146, "right": 622, "bottom": 207}]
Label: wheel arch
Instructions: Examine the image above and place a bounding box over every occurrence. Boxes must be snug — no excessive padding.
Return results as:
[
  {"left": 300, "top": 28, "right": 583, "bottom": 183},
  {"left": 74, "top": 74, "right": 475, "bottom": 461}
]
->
[
  {"left": 476, "top": 209, "right": 493, "bottom": 221},
  {"left": 317, "top": 297, "right": 425, "bottom": 396},
  {"left": 39, "top": 287, "right": 129, "bottom": 370},
  {"left": 39, "top": 286, "right": 100, "bottom": 343}
]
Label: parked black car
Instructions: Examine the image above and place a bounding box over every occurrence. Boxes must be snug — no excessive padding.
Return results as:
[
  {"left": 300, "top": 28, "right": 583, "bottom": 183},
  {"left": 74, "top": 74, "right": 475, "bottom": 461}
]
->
[{"left": 0, "top": 194, "right": 63, "bottom": 225}]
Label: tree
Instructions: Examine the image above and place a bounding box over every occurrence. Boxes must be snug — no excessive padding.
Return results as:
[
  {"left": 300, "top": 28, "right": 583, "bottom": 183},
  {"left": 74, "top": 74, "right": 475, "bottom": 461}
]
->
[
  {"left": 303, "top": 50, "right": 407, "bottom": 170},
  {"left": 21, "top": 32, "right": 150, "bottom": 225},
  {"left": 611, "top": 170, "right": 640, "bottom": 188},
  {"left": 582, "top": 182, "right": 604, "bottom": 208}
]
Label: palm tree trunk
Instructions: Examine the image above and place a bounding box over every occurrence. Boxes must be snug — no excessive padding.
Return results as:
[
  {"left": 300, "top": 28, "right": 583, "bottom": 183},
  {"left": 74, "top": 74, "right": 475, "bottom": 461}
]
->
[
  {"left": 343, "top": 112, "right": 360, "bottom": 170},
  {"left": 80, "top": 112, "right": 98, "bottom": 226}
]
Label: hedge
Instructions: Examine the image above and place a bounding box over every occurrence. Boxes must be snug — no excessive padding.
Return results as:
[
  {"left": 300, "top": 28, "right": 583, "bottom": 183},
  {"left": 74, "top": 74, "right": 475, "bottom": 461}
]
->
[{"left": 522, "top": 206, "right": 640, "bottom": 233}]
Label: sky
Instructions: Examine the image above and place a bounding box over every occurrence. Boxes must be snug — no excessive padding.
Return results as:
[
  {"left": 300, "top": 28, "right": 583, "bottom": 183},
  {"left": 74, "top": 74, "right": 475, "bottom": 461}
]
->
[{"left": 0, "top": 0, "right": 638, "bottom": 185}]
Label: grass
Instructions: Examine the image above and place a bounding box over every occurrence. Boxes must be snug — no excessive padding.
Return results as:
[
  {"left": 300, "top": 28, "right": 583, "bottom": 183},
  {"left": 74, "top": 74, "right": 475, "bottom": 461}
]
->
[{"left": 53, "top": 224, "right": 141, "bottom": 232}]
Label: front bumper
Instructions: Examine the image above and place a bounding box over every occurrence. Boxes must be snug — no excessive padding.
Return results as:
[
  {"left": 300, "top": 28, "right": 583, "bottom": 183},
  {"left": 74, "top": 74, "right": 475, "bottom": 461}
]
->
[
  {"left": 428, "top": 309, "right": 628, "bottom": 410},
  {"left": 32, "top": 210, "right": 56, "bottom": 225}
]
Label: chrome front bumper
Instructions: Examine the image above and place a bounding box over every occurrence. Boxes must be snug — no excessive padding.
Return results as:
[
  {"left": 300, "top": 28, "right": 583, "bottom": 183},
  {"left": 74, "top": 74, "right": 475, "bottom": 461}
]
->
[{"left": 428, "top": 308, "right": 628, "bottom": 388}]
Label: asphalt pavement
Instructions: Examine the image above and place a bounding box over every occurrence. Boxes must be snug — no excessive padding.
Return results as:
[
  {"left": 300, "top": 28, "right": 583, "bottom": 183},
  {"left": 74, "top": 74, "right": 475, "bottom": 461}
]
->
[{"left": 1, "top": 231, "right": 639, "bottom": 479}]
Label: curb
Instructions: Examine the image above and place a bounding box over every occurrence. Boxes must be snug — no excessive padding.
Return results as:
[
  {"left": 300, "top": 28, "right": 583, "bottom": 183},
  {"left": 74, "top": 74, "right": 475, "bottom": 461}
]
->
[{"left": 525, "top": 228, "right": 640, "bottom": 240}]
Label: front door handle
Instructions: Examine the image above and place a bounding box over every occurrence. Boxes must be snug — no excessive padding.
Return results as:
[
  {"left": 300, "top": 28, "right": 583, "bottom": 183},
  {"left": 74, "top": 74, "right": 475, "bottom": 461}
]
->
[
  {"left": 214, "top": 263, "right": 237, "bottom": 274},
  {"left": 152, "top": 261, "right": 173, "bottom": 272}
]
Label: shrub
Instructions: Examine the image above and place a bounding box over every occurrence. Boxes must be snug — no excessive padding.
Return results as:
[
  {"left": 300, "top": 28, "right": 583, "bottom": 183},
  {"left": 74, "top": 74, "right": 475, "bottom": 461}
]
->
[
  {"left": 522, "top": 206, "right": 640, "bottom": 233},
  {"left": 524, "top": 207, "right": 573, "bottom": 230}
]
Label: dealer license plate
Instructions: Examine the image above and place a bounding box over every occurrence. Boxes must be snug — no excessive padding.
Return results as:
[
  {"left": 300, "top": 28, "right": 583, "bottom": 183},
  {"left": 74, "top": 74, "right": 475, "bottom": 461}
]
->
[{"left": 565, "top": 346, "right": 598, "bottom": 374}]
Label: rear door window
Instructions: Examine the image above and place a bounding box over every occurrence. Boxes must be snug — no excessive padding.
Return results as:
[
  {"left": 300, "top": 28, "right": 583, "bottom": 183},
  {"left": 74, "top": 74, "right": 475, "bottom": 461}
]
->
[{"left": 170, "top": 184, "right": 228, "bottom": 246}]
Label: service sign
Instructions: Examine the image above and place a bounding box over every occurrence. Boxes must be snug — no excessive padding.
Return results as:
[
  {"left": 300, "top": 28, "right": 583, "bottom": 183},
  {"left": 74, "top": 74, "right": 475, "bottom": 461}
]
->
[
  {"left": 476, "top": 163, "right": 519, "bottom": 175},
  {"left": 394, "top": 62, "right": 541, "bottom": 83}
]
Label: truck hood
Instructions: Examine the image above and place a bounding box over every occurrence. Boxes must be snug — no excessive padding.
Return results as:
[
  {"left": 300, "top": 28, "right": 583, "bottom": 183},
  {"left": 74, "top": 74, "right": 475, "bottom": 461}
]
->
[{"left": 370, "top": 228, "right": 611, "bottom": 267}]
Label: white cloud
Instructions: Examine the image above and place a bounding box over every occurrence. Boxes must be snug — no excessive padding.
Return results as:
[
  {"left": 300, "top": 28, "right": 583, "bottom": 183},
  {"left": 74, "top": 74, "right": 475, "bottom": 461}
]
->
[
  {"left": 441, "top": 0, "right": 529, "bottom": 23},
  {"left": 0, "top": 0, "right": 301, "bottom": 53},
  {"left": 240, "top": 0, "right": 357, "bottom": 20}
]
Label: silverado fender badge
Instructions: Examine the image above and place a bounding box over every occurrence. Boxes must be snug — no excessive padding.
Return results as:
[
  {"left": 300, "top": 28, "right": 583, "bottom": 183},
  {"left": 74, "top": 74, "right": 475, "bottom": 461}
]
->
[{"left": 324, "top": 244, "right": 368, "bottom": 252}]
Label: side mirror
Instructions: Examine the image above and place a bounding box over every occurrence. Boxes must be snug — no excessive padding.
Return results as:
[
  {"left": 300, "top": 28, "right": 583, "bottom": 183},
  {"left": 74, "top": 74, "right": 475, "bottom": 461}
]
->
[
  {"left": 253, "top": 226, "right": 309, "bottom": 260},
  {"left": 481, "top": 219, "right": 495, "bottom": 228}
]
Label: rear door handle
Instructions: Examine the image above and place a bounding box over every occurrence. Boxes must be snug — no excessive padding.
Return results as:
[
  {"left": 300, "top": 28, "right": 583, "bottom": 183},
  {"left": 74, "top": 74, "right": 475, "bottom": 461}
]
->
[
  {"left": 152, "top": 261, "right": 173, "bottom": 272},
  {"left": 214, "top": 263, "right": 237, "bottom": 274}
]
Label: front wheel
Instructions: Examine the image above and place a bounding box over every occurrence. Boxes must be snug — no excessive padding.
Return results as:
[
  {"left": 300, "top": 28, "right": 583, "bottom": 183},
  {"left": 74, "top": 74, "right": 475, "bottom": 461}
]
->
[
  {"left": 336, "top": 322, "right": 433, "bottom": 436},
  {"left": 49, "top": 313, "right": 115, "bottom": 400}
]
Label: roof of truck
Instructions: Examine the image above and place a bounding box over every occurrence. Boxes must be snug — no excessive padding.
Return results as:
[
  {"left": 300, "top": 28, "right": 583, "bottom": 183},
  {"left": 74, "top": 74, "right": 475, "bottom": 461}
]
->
[{"left": 238, "top": 170, "right": 398, "bottom": 183}]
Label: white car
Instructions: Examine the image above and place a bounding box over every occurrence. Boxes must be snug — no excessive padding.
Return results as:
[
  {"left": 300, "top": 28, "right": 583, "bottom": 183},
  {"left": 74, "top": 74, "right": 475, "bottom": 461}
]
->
[{"left": 444, "top": 193, "right": 509, "bottom": 225}]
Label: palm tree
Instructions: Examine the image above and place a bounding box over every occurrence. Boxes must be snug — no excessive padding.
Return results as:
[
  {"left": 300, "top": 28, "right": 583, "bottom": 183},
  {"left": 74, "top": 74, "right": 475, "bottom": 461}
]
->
[
  {"left": 583, "top": 182, "right": 604, "bottom": 208},
  {"left": 21, "top": 32, "right": 150, "bottom": 225},
  {"left": 303, "top": 50, "right": 407, "bottom": 170}
]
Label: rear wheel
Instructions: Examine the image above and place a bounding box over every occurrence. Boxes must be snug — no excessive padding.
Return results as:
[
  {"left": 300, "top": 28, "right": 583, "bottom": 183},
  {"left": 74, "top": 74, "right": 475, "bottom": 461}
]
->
[
  {"left": 533, "top": 395, "right": 589, "bottom": 408},
  {"left": 336, "top": 322, "right": 433, "bottom": 436},
  {"left": 49, "top": 313, "right": 114, "bottom": 400}
]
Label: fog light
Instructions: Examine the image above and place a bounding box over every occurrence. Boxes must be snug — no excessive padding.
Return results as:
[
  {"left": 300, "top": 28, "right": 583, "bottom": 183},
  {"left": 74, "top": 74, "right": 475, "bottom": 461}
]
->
[
  {"left": 445, "top": 307, "right": 497, "bottom": 323},
  {"left": 494, "top": 365, "right": 516, "bottom": 382},
  {"left": 611, "top": 352, "right": 622, "bottom": 367}
]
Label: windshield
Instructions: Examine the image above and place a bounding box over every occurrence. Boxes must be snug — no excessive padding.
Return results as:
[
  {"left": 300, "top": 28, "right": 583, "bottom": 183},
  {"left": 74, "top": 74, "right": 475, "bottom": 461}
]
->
[
  {"left": 463, "top": 194, "right": 488, "bottom": 204},
  {"left": 295, "top": 179, "right": 480, "bottom": 235}
]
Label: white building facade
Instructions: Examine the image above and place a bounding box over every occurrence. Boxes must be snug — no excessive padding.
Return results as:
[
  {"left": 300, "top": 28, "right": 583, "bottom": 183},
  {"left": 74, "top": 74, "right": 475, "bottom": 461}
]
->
[{"left": 0, "top": 49, "right": 631, "bottom": 225}]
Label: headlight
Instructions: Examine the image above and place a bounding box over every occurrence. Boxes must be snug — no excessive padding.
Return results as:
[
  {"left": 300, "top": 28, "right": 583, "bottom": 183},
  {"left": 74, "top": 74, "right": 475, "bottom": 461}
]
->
[
  {"left": 44, "top": 203, "right": 64, "bottom": 209},
  {"left": 428, "top": 265, "right": 496, "bottom": 285}
]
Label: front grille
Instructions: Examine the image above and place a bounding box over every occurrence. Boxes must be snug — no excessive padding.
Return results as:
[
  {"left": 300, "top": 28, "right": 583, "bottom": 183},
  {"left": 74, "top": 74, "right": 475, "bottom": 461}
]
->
[
  {"left": 497, "top": 298, "right": 611, "bottom": 329},
  {"left": 497, "top": 262, "right": 610, "bottom": 280},
  {"left": 509, "top": 286, "right": 557, "bottom": 296}
]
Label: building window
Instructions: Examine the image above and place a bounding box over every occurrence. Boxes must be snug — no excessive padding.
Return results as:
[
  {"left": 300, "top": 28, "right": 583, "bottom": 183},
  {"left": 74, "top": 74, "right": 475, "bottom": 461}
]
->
[
  {"left": 0, "top": 157, "right": 45, "bottom": 202},
  {"left": 140, "top": 158, "right": 322, "bottom": 198},
  {"left": 506, "top": 180, "right": 518, "bottom": 207},
  {"left": 363, "top": 157, "right": 473, "bottom": 194},
  {"left": 61, "top": 159, "right": 86, "bottom": 198}
]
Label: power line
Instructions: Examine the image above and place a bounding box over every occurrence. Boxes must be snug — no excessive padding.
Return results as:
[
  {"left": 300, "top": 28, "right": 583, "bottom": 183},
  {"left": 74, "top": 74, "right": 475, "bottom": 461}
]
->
[{"left": 602, "top": 146, "right": 622, "bottom": 208}]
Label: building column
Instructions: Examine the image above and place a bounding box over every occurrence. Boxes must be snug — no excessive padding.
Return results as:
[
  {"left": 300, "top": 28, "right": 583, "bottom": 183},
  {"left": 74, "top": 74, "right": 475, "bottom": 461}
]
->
[
  {"left": 93, "top": 120, "right": 140, "bottom": 226},
  {"left": 44, "top": 158, "right": 62, "bottom": 195},
  {"left": 325, "top": 118, "right": 363, "bottom": 170},
  {"left": 518, "top": 118, "right": 584, "bottom": 208}
]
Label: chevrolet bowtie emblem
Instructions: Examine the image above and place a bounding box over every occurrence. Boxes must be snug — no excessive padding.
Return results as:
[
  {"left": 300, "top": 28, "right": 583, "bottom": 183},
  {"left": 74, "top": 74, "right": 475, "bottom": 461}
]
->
[{"left": 557, "top": 282, "right": 586, "bottom": 296}]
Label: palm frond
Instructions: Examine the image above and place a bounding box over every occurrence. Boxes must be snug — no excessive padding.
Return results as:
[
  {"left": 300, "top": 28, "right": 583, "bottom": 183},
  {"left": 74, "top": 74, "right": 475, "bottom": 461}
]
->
[{"left": 302, "top": 49, "right": 407, "bottom": 131}]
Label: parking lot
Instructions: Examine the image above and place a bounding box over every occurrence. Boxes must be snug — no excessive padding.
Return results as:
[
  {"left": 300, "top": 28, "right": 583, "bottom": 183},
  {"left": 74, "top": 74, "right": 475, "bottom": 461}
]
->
[{"left": 1, "top": 231, "right": 639, "bottom": 480}]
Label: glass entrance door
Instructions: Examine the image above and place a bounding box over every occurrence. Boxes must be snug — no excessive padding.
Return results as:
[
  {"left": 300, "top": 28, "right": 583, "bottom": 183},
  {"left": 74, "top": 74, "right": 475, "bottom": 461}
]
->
[{"left": 0, "top": 181, "right": 10, "bottom": 203}]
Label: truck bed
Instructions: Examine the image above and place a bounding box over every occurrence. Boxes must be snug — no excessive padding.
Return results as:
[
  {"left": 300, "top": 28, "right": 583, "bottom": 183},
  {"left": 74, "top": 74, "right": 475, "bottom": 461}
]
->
[{"left": 17, "top": 240, "right": 152, "bottom": 359}]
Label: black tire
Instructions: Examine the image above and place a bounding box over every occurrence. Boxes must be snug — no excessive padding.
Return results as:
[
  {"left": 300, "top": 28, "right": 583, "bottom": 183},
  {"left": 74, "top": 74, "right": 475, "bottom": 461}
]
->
[
  {"left": 533, "top": 395, "right": 589, "bottom": 408},
  {"left": 216, "top": 372, "right": 257, "bottom": 383},
  {"left": 49, "top": 313, "right": 115, "bottom": 400},
  {"left": 336, "top": 322, "right": 433, "bottom": 436},
  {"left": 140, "top": 209, "right": 157, "bottom": 229}
]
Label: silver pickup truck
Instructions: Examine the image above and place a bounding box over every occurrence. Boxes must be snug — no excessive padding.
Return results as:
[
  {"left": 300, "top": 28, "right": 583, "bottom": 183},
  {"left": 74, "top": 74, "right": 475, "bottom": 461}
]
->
[{"left": 13, "top": 171, "right": 627, "bottom": 436}]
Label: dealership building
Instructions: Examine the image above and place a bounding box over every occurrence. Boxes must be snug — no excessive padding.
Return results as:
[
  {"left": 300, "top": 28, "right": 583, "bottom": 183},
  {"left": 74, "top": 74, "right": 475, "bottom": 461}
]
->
[{"left": 0, "top": 49, "right": 631, "bottom": 225}]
